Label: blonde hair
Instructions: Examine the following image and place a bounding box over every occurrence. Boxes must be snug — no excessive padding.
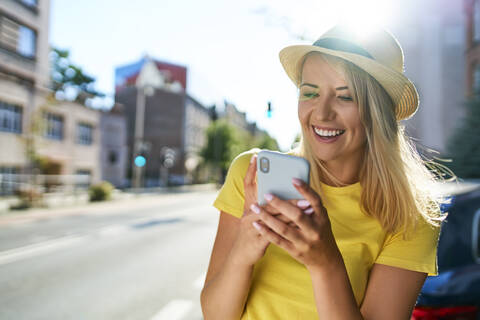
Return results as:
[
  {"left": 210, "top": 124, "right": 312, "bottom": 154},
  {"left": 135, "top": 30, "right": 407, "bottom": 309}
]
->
[{"left": 295, "top": 52, "right": 449, "bottom": 235}]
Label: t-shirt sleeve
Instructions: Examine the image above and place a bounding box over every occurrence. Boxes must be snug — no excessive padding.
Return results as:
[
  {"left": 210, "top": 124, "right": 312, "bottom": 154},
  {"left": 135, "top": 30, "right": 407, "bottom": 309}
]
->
[
  {"left": 375, "top": 218, "right": 441, "bottom": 276},
  {"left": 213, "top": 148, "right": 260, "bottom": 219}
]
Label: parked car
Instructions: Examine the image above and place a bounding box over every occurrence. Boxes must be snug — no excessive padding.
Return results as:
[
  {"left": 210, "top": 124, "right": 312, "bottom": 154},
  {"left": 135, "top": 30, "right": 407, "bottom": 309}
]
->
[{"left": 412, "top": 183, "right": 480, "bottom": 320}]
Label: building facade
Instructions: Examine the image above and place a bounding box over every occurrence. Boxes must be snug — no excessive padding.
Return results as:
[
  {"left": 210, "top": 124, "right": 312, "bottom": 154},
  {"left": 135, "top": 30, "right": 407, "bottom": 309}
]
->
[
  {"left": 0, "top": 0, "right": 102, "bottom": 194},
  {"left": 100, "top": 103, "right": 128, "bottom": 188},
  {"left": 387, "top": 0, "right": 465, "bottom": 154},
  {"left": 465, "top": 0, "right": 480, "bottom": 96},
  {"left": 115, "top": 57, "right": 211, "bottom": 186}
]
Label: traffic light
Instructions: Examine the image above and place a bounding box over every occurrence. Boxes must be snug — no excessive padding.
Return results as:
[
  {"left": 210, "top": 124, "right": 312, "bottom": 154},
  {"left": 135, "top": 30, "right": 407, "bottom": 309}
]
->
[
  {"left": 267, "top": 101, "right": 272, "bottom": 118},
  {"left": 134, "top": 142, "right": 151, "bottom": 168},
  {"left": 134, "top": 155, "right": 146, "bottom": 167}
]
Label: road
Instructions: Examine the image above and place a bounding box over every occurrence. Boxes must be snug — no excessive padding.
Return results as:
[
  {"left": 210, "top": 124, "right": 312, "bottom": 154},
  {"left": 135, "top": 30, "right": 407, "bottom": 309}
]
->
[{"left": 0, "top": 190, "right": 220, "bottom": 320}]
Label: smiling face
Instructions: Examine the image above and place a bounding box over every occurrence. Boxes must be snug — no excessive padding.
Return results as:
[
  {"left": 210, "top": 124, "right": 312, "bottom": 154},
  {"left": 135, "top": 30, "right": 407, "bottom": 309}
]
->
[{"left": 298, "top": 53, "right": 367, "bottom": 173}]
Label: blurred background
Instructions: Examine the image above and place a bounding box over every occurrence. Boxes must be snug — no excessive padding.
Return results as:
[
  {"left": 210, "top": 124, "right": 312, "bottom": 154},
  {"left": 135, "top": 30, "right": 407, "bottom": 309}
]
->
[{"left": 0, "top": 0, "right": 479, "bottom": 319}]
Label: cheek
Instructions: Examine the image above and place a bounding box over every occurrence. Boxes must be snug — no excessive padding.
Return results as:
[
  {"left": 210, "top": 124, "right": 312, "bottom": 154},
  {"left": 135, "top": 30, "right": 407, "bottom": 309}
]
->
[{"left": 297, "top": 102, "right": 310, "bottom": 125}]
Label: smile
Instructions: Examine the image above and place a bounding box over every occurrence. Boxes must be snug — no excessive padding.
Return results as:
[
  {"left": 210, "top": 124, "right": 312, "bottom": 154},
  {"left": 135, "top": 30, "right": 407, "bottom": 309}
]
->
[
  {"left": 311, "top": 126, "right": 345, "bottom": 144},
  {"left": 312, "top": 126, "right": 345, "bottom": 138}
]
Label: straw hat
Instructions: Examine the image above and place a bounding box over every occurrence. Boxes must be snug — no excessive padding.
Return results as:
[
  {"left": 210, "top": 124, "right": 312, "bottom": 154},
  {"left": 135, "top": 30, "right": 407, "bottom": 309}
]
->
[{"left": 279, "top": 25, "right": 418, "bottom": 120}]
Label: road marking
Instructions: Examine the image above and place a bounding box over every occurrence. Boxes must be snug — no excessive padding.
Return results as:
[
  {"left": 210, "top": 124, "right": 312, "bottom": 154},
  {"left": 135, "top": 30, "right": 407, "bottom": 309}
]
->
[
  {"left": 193, "top": 272, "right": 206, "bottom": 289},
  {"left": 150, "top": 299, "right": 193, "bottom": 320},
  {"left": 0, "top": 235, "right": 88, "bottom": 266}
]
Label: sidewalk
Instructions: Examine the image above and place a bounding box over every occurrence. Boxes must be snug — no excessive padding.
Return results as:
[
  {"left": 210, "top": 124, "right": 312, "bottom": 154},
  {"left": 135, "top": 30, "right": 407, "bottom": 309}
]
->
[{"left": 0, "top": 184, "right": 218, "bottom": 226}]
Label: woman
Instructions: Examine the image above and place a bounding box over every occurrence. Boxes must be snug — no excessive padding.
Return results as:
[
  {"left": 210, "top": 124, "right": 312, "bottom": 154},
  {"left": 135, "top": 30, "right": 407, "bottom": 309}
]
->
[{"left": 200, "top": 25, "right": 446, "bottom": 320}]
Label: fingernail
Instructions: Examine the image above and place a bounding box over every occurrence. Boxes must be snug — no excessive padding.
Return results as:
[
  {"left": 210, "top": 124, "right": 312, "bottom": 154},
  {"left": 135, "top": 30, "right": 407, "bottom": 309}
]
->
[
  {"left": 250, "top": 154, "right": 257, "bottom": 163},
  {"left": 250, "top": 204, "right": 260, "bottom": 214},
  {"left": 297, "top": 199, "right": 310, "bottom": 208},
  {"left": 264, "top": 193, "right": 273, "bottom": 202},
  {"left": 304, "top": 207, "right": 314, "bottom": 215},
  {"left": 252, "top": 221, "right": 262, "bottom": 230},
  {"left": 292, "top": 178, "right": 303, "bottom": 186}
]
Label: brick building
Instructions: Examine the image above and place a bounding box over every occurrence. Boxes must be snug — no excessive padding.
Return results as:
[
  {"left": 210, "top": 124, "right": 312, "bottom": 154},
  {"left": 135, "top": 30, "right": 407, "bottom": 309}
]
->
[{"left": 115, "top": 56, "right": 211, "bottom": 186}]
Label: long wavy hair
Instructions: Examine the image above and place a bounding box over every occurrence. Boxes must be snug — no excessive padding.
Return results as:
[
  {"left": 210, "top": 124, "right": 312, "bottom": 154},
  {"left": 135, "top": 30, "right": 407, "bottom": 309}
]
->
[{"left": 294, "top": 52, "right": 449, "bottom": 235}]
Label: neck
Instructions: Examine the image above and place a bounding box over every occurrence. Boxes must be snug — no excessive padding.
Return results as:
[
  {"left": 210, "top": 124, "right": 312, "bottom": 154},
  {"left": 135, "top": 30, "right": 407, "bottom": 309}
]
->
[{"left": 321, "top": 150, "right": 365, "bottom": 187}]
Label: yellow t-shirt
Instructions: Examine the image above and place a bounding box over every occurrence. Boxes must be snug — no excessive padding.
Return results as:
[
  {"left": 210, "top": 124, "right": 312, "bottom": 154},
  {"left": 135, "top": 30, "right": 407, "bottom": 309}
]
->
[{"left": 213, "top": 149, "right": 440, "bottom": 320}]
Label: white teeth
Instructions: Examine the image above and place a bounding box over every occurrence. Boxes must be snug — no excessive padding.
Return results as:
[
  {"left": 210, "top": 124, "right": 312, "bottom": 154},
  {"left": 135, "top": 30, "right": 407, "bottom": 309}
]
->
[{"left": 313, "top": 127, "right": 343, "bottom": 137}]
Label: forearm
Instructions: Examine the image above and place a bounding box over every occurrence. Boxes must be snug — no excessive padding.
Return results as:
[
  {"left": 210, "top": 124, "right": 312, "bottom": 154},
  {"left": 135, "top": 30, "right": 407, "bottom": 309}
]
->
[
  {"left": 201, "top": 253, "right": 254, "bottom": 320},
  {"left": 309, "top": 251, "right": 363, "bottom": 320}
]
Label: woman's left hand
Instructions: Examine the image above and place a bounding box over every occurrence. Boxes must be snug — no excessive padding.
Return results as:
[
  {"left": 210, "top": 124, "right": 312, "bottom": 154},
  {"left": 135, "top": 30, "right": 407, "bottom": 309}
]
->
[{"left": 250, "top": 178, "right": 340, "bottom": 272}]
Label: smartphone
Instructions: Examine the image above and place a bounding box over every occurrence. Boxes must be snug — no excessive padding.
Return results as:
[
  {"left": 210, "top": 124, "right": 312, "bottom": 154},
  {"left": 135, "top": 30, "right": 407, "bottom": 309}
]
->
[{"left": 257, "top": 150, "right": 310, "bottom": 205}]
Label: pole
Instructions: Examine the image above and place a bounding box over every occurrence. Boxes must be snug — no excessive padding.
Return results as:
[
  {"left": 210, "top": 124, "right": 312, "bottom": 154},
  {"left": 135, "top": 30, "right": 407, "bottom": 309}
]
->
[{"left": 132, "top": 87, "right": 146, "bottom": 189}]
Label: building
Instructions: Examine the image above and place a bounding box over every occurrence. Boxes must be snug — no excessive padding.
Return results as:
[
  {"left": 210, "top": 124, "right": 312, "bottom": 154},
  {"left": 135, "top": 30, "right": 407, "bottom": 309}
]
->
[
  {"left": 115, "top": 56, "right": 211, "bottom": 186},
  {"left": 34, "top": 99, "right": 101, "bottom": 189},
  {"left": 465, "top": 0, "right": 480, "bottom": 96},
  {"left": 184, "top": 94, "right": 210, "bottom": 182},
  {"left": 0, "top": 0, "right": 102, "bottom": 194},
  {"left": 100, "top": 103, "right": 128, "bottom": 188},
  {"left": 387, "top": 0, "right": 465, "bottom": 154}
]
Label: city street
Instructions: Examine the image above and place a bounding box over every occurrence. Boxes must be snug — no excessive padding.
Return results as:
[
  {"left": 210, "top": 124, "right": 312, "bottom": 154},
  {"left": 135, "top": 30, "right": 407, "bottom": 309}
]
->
[{"left": 0, "top": 190, "right": 220, "bottom": 320}]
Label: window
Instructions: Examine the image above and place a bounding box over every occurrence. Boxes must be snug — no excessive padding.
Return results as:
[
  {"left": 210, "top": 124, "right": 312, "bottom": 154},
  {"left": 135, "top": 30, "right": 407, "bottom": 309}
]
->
[
  {"left": 19, "top": 0, "right": 38, "bottom": 8},
  {"left": 108, "top": 150, "right": 118, "bottom": 165},
  {"left": 0, "top": 101, "right": 22, "bottom": 133},
  {"left": 77, "top": 123, "right": 93, "bottom": 145},
  {"left": 75, "top": 169, "right": 91, "bottom": 188},
  {"left": 0, "top": 167, "right": 18, "bottom": 195},
  {"left": 44, "top": 112, "right": 63, "bottom": 140},
  {"left": 473, "top": 208, "right": 480, "bottom": 263},
  {"left": 0, "top": 15, "right": 36, "bottom": 58}
]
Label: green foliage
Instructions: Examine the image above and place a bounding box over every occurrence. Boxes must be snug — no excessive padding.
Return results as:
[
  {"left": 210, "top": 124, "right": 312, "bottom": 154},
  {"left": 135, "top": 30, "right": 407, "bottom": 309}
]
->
[
  {"left": 88, "top": 181, "right": 114, "bottom": 202},
  {"left": 200, "top": 120, "right": 239, "bottom": 173},
  {"left": 253, "top": 133, "right": 279, "bottom": 150},
  {"left": 199, "top": 120, "right": 279, "bottom": 182},
  {"left": 50, "top": 47, "right": 104, "bottom": 104},
  {"left": 446, "top": 98, "right": 480, "bottom": 178}
]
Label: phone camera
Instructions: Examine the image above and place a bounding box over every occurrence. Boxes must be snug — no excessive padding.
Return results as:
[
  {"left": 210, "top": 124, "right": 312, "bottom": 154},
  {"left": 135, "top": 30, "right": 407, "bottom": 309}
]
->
[{"left": 259, "top": 157, "right": 269, "bottom": 173}]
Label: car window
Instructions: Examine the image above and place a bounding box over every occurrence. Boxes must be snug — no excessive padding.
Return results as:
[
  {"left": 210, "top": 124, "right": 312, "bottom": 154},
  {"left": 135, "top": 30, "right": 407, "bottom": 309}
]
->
[{"left": 473, "top": 208, "right": 480, "bottom": 263}]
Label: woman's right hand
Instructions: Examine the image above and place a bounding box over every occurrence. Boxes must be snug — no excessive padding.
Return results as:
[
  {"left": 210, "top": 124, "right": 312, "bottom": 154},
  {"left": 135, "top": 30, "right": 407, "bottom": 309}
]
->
[
  {"left": 229, "top": 154, "right": 271, "bottom": 267},
  {"left": 230, "top": 153, "right": 314, "bottom": 268}
]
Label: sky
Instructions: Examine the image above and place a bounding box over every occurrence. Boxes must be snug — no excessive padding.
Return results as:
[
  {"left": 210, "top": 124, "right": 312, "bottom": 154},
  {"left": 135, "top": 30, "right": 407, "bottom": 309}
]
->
[{"left": 49, "top": 0, "right": 398, "bottom": 151}]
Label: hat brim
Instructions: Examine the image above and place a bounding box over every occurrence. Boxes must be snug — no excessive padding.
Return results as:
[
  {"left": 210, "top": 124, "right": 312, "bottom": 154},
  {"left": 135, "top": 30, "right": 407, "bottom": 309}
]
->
[{"left": 279, "top": 45, "right": 419, "bottom": 120}]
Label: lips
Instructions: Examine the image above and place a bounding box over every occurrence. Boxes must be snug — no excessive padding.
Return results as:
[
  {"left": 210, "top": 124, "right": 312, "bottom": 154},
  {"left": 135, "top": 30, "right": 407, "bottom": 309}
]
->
[{"left": 311, "top": 125, "right": 345, "bottom": 143}]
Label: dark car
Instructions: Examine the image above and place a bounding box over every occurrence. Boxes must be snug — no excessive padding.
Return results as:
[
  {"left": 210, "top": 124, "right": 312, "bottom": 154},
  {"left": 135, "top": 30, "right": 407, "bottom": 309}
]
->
[{"left": 412, "top": 184, "right": 480, "bottom": 320}]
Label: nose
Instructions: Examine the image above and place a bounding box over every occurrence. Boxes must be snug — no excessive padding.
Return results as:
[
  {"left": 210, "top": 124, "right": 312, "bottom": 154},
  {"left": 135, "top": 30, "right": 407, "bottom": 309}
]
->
[{"left": 312, "top": 95, "right": 335, "bottom": 121}]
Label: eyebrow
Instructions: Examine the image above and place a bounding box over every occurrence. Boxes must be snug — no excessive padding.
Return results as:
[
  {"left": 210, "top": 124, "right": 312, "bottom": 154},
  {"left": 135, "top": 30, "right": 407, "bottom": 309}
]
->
[{"left": 300, "top": 83, "right": 349, "bottom": 91}]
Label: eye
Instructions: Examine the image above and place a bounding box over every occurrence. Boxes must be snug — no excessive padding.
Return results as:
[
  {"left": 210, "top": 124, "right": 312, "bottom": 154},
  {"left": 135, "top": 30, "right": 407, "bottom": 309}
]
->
[
  {"left": 338, "top": 96, "right": 353, "bottom": 102},
  {"left": 299, "top": 92, "right": 319, "bottom": 101}
]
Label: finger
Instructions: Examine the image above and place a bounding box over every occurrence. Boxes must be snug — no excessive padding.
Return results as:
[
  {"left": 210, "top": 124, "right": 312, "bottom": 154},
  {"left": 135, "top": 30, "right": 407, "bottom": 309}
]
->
[
  {"left": 243, "top": 154, "right": 257, "bottom": 188},
  {"left": 265, "top": 202, "right": 311, "bottom": 216},
  {"left": 292, "top": 178, "right": 324, "bottom": 213},
  {"left": 251, "top": 216, "right": 295, "bottom": 252},
  {"left": 263, "top": 193, "right": 314, "bottom": 232},
  {"left": 251, "top": 204, "right": 304, "bottom": 244}
]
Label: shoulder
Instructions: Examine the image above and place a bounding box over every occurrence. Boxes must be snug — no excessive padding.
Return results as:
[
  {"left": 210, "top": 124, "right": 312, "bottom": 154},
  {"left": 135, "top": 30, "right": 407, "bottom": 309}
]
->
[{"left": 228, "top": 148, "right": 261, "bottom": 178}]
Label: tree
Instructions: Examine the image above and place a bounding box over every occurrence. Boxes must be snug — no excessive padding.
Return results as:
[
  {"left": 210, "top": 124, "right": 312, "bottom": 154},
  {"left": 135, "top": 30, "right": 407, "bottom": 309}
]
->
[
  {"left": 253, "top": 133, "right": 279, "bottom": 151},
  {"left": 200, "top": 120, "right": 239, "bottom": 182},
  {"left": 446, "top": 98, "right": 480, "bottom": 179},
  {"left": 199, "top": 120, "right": 280, "bottom": 183},
  {"left": 50, "top": 47, "right": 104, "bottom": 105}
]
